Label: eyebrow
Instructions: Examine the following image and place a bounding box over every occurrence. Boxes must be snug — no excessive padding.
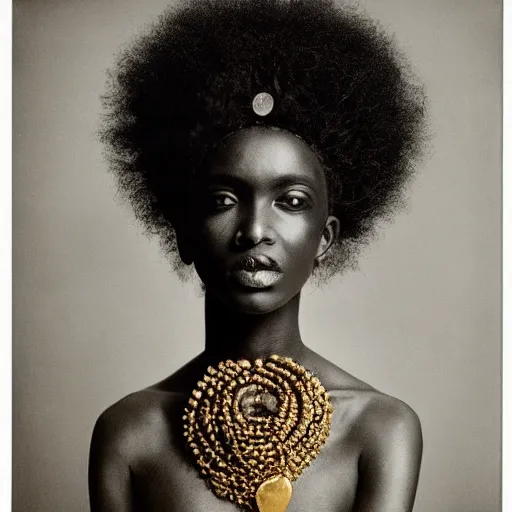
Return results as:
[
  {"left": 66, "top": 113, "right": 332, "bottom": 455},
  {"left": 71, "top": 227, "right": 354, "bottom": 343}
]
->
[{"left": 204, "top": 172, "right": 319, "bottom": 191}]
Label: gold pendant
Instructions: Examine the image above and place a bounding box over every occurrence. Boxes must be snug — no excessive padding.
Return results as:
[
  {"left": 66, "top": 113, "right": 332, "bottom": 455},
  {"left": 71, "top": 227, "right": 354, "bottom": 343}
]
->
[
  {"left": 183, "top": 355, "right": 332, "bottom": 511},
  {"left": 256, "top": 475, "right": 292, "bottom": 512}
]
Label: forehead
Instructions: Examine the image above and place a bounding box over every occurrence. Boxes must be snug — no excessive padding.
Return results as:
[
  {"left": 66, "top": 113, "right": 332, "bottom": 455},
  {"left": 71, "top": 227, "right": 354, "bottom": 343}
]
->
[{"left": 206, "top": 127, "right": 326, "bottom": 189}]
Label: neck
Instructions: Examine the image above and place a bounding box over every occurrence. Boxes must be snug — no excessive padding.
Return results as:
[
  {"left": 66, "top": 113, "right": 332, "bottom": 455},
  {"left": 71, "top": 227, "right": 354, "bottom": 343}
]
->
[{"left": 202, "top": 291, "right": 306, "bottom": 363}]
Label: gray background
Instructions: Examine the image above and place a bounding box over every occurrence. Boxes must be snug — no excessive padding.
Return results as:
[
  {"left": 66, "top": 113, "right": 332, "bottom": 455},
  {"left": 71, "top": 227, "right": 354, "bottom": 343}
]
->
[{"left": 13, "top": 0, "right": 502, "bottom": 510}]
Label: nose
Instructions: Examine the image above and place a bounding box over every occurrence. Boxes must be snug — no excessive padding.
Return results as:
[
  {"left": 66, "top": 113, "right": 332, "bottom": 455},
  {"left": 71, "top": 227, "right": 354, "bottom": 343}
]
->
[{"left": 234, "top": 201, "right": 275, "bottom": 249}]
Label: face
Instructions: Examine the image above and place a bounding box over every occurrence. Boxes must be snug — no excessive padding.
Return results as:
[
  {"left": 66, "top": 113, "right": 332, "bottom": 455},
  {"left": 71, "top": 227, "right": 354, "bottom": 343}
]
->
[{"left": 182, "top": 126, "right": 339, "bottom": 314}]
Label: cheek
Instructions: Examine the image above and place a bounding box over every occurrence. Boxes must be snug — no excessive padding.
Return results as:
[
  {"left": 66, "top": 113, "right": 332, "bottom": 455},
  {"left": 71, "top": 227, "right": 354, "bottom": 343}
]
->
[
  {"left": 197, "top": 216, "right": 235, "bottom": 254},
  {"left": 281, "top": 219, "right": 323, "bottom": 269}
]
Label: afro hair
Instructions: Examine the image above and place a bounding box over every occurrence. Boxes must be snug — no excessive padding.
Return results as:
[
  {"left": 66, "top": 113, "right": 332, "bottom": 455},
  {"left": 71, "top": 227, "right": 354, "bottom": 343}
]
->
[{"left": 100, "top": 0, "right": 427, "bottom": 279}]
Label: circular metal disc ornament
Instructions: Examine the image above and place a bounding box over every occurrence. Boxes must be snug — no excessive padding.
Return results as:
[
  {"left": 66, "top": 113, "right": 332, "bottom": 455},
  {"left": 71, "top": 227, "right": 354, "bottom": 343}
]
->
[
  {"left": 252, "top": 92, "right": 275, "bottom": 116},
  {"left": 183, "top": 355, "right": 333, "bottom": 511}
]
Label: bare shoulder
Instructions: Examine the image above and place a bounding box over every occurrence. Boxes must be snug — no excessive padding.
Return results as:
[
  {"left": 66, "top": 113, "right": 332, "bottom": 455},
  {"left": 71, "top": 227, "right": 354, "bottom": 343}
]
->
[
  {"left": 305, "top": 349, "right": 422, "bottom": 449},
  {"left": 90, "top": 388, "right": 186, "bottom": 464},
  {"left": 90, "top": 352, "right": 208, "bottom": 461},
  {"left": 360, "top": 391, "right": 421, "bottom": 426},
  {"left": 357, "top": 390, "right": 422, "bottom": 449},
  {"left": 89, "top": 388, "right": 189, "bottom": 509},
  {"left": 311, "top": 352, "right": 423, "bottom": 510},
  {"left": 340, "top": 390, "right": 423, "bottom": 511}
]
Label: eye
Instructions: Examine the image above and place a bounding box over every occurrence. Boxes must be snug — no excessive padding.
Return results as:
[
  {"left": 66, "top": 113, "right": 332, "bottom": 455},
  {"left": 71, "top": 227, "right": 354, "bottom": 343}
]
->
[
  {"left": 209, "top": 192, "right": 237, "bottom": 210},
  {"left": 275, "top": 192, "right": 311, "bottom": 212}
]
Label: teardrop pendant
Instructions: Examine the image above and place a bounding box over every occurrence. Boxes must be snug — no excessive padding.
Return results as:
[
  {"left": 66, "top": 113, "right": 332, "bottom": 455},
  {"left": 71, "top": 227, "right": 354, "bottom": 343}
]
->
[{"left": 255, "top": 475, "right": 292, "bottom": 512}]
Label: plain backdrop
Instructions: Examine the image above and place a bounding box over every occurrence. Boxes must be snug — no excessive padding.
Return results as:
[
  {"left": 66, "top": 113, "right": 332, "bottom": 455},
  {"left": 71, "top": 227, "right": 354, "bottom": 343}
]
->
[{"left": 13, "top": 0, "right": 502, "bottom": 511}]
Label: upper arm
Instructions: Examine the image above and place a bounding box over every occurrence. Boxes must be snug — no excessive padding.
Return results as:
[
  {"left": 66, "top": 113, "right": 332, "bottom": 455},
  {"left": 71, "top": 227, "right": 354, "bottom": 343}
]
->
[
  {"left": 353, "top": 399, "right": 423, "bottom": 512},
  {"left": 88, "top": 408, "right": 136, "bottom": 512}
]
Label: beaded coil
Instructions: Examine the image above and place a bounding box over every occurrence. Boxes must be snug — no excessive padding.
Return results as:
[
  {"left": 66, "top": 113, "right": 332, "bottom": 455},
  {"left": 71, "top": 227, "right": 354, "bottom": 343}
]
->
[{"left": 183, "top": 355, "right": 333, "bottom": 510}]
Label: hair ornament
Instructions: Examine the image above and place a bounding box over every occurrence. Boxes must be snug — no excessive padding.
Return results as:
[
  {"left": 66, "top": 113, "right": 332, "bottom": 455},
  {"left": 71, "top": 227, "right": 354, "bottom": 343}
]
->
[{"left": 252, "top": 92, "right": 275, "bottom": 116}]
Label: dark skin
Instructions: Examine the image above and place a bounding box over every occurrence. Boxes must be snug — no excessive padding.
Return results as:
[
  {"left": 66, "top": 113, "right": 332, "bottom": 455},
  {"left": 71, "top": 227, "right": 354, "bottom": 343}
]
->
[{"left": 89, "top": 127, "right": 422, "bottom": 512}]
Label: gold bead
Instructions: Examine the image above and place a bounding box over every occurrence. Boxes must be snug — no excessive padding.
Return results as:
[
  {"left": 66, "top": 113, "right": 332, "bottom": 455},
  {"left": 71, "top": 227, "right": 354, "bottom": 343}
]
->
[{"left": 239, "top": 359, "right": 251, "bottom": 369}]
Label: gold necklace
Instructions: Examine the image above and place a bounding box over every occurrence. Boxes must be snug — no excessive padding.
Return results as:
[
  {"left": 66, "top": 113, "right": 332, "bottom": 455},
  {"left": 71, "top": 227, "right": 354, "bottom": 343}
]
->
[{"left": 183, "top": 355, "right": 333, "bottom": 511}]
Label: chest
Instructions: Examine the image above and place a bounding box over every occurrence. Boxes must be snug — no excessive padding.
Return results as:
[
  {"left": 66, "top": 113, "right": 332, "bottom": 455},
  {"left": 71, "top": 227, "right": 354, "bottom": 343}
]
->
[{"left": 131, "top": 411, "right": 361, "bottom": 512}]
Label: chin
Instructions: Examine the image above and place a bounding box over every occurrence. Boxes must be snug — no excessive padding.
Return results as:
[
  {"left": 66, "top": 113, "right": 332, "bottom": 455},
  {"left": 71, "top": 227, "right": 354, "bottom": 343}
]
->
[{"left": 218, "top": 287, "right": 293, "bottom": 315}]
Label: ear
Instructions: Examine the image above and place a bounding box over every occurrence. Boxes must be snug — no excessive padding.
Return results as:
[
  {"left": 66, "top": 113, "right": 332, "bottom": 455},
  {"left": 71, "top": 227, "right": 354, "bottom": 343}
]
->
[
  {"left": 315, "top": 216, "right": 340, "bottom": 264},
  {"left": 177, "top": 230, "right": 194, "bottom": 266}
]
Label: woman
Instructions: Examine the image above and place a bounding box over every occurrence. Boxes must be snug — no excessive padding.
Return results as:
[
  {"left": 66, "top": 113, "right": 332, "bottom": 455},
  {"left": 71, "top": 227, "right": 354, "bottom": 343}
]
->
[{"left": 89, "top": 0, "right": 427, "bottom": 510}]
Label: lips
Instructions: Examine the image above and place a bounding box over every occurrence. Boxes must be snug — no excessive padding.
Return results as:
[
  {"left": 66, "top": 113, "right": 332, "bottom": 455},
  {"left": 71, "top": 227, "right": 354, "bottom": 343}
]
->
[{"left": 229, "top": 255, "right": 282, "bottom": 289}]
